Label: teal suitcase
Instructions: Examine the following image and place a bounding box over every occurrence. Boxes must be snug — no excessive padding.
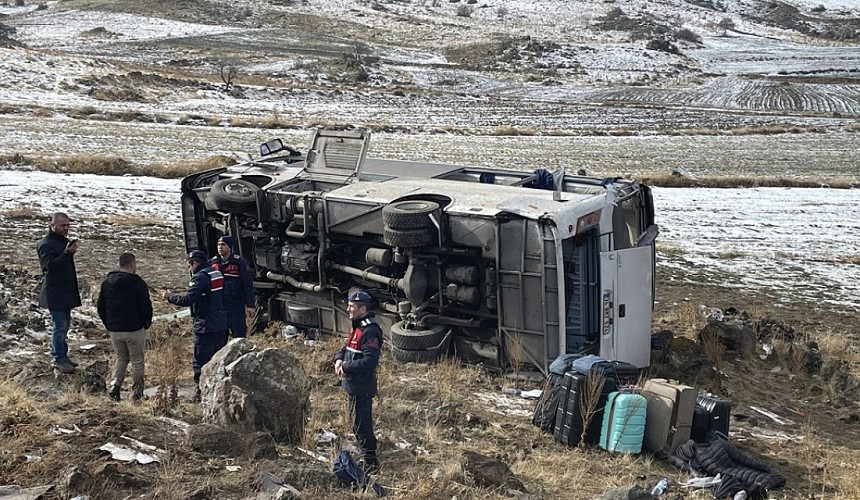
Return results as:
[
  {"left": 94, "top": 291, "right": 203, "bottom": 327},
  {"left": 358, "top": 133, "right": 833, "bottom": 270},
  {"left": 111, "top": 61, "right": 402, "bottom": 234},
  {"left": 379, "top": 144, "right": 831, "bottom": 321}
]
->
[{"left": 600, "top": 391, "right": 647, "bottom": 453}]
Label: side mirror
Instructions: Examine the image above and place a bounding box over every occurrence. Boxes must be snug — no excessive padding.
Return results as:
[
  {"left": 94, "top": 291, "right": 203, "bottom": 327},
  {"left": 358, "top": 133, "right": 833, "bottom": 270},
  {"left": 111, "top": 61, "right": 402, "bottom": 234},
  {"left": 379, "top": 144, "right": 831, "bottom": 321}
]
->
[{"left": 260, "top": 138, "right": 285, "bottom": 157}]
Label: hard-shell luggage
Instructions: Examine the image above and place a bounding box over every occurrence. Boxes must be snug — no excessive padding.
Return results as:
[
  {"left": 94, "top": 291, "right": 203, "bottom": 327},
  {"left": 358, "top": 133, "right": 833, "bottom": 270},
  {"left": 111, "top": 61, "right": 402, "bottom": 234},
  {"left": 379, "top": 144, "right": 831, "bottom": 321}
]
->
[
  {"left": 641, "top": 378, "right": 696, "bottom": 453},
  {"left": 610, "top": 360, "right": 640, "bottom": 386},
  {"left": 532, "top": 372, "right": 564, "bottom": 433},
  {"left": 570, "top": 355, "right": 615, "bottom": 379},
  {"left": 600, "top": 391, "right": 647, "bottom": 453},
  {"left": 553, "top": 371, "right": 617, "bottom": 447},
  {"left": 691, "top": 394, "right": 732, "bottom": 443}
]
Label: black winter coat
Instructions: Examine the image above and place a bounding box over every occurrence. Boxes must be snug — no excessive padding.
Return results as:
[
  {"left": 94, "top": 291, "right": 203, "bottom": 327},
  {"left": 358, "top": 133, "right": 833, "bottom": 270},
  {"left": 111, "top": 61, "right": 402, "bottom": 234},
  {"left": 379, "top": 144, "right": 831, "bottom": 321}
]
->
[
  {"left": 671, "top": 431, "right": 786, "bottom": 496},
  {"left": 37, "top": 230, "right": 81, "bottom": 311},
  {"left": 334, "top": 314, "right": 383, "bottom": 396},
  {"left": 97, "top": 271, "right": 153, "bottom": 332}
]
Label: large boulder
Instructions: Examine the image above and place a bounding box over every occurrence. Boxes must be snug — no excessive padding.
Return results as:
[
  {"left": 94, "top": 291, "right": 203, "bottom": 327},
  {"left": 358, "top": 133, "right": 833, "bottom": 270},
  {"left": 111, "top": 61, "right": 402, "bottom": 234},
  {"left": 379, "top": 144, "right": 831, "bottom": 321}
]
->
[{"left": 200, "top": 339, "right": 309, "bottom": 442}]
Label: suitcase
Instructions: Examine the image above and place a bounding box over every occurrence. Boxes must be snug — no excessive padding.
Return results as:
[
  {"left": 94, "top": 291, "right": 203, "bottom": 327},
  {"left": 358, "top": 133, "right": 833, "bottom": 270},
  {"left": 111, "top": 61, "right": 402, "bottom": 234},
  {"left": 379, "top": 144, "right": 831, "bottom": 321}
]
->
[
  {"left": 691, "top": 394, "right": 732, "bottom": 443},
  {"left": 532, "top": 372, "right": 564, "bottom": 433},
  {"left": 553, "top": 371, "right": 617, "bottom": 447},
  {"left": 610, "top": 360, "right": 640, "bottom": 386},
  {"left": 600, "top": 391, "right": 647, "bottom": 453},
  {"left": 641, "top": 378, "right": 696, "bottom": 453},
  {"left": 570, "top": 355, "right": 615, "bottom": 379}
]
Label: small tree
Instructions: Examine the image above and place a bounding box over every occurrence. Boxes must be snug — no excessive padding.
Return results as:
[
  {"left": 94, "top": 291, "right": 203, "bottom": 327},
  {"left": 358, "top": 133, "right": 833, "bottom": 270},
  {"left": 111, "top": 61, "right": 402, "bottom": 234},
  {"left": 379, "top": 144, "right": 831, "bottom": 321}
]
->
[
  {"left": 218, "top": 60, "right": 239, "bottom": 90},
  {"left": 718, "top": 17, "right": 735, "bottom": 36}
]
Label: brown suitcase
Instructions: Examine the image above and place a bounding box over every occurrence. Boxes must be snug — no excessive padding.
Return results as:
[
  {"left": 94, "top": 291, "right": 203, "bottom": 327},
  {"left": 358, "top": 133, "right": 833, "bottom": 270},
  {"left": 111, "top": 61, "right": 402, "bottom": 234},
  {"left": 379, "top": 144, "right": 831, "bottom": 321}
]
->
[{"left": 641, "top": 378, "right": 696, "bottom": 453}]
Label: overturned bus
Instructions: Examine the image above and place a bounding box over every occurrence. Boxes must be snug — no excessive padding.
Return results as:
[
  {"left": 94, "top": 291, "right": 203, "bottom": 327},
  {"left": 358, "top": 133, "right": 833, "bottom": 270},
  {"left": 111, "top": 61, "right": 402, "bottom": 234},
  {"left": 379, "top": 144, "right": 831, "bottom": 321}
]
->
[{"left": 180, "top": 129, "right": 658, "bottom": 373}]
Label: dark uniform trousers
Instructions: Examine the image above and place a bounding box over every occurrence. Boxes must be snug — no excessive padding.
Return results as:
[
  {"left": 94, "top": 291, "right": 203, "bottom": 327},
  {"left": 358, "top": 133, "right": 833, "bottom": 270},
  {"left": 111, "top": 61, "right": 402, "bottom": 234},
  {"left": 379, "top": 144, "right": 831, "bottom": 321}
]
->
[
  {"left": 348, "top": 394, "right": 377, "bottom": 456},
  {"left": 193, "top": 331, "right": 227, "bottom": 383}
]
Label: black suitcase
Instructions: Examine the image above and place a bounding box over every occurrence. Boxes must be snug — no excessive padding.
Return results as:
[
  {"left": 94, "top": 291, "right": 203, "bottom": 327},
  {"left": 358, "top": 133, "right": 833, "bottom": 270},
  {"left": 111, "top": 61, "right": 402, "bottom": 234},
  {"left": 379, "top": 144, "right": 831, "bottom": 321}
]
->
[
  {"left": 553, "top": 371, "right": 617, "bottom": 447},
  {"left": 691, "top": 394, "right": 732, "bottom": 443},
  {"left": 610, "top": 361, "right": 640, "bottom": 386},
  {"left": 532, "top": 372, "right": 564, "bottom": 433}
]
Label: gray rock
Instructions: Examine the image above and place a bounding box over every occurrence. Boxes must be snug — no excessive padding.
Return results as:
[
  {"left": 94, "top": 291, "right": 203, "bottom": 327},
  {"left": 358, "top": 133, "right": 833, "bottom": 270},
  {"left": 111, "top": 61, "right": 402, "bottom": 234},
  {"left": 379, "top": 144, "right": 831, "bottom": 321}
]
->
[
  {"left": 461, "top": 451, "right": 525, "bottom": 492},
  {"left": 258, "top": 471, "right": 301, "bottom": 499},
  {"left": 200, "top": 339, "right": 309, "bottom": 443},
  {"left": 594, "top": 485, "right": 654, "bottom": 500}
]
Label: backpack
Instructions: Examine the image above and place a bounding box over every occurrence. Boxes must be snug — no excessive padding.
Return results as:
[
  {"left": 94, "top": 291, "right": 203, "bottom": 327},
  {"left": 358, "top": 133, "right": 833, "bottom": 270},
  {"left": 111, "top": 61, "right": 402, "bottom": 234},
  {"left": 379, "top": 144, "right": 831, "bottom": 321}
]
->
[{"left": 332, "top": 449, "right": 386, "bottom": 497}]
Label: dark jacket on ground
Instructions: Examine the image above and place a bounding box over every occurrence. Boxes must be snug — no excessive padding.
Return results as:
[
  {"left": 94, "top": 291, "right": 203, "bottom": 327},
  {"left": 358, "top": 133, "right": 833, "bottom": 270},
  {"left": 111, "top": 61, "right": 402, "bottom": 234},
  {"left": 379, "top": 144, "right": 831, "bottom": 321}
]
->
[
  {"left": 97, "top": 271, "right": 153, "bottom": 332},
  {"left": 334, "top": 314, "right": 383, "bottom": 396},
  {"left": 209, "top": 253, "right": 254, "bottom": 308},
  {"left": 167, "top": 263, "right": 227, "bottom": 335},
  {"left": 37, "top": 230, "right": 81, "bottom": 311},
  {"left": 671, "top": 431, "right": 786, "bottom": 497}
]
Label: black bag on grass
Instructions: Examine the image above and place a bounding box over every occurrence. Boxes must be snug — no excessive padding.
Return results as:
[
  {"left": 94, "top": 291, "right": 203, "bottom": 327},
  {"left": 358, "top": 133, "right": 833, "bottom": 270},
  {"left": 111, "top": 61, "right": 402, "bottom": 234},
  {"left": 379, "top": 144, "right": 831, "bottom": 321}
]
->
[{"left": 332, "top": 449, "right": 386, "bottom": 497}]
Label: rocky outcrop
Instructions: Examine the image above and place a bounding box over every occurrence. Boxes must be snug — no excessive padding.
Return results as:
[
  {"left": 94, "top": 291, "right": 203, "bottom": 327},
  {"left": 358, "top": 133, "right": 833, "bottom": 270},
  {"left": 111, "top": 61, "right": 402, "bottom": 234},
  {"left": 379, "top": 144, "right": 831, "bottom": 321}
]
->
[{"left": 200, "top": 339, "right": 309, "bottom": 442}]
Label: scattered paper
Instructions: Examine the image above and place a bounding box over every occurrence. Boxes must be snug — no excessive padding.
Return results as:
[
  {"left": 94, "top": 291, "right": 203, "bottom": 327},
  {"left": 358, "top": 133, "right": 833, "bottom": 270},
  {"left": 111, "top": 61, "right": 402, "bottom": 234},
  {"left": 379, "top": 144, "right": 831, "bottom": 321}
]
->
[
  {"left": 79, "top": 344, "right": 97, "bottom": 351},
  {"left": 49, "top": 424, "right": 81, "bottom": 435},
  {"left": 120, "top": 435, "right": 166, "bottom": 454},
  {"left": 0, "top": 484, "right": 54, "bottom": 498},
  {"left": 296, "top": 447, "right": 328, "bottom": 463},
  {"left": 520, "top": 389, "right": 543, "bottom": 399},
  {"left": 23, "top": 454, "right": 41, "bottom": 463},
  {"left": 315, "top": 430, "right": 337, "bottom": 444},
  {"left": 225, "top": 465, "right": 242, "bottom": 472},
  {"left": 749, "top": 405, "right": 792, "bottom": 425},
  {"left": 98, "top": 443, "right": 160, "bottom": 464}
]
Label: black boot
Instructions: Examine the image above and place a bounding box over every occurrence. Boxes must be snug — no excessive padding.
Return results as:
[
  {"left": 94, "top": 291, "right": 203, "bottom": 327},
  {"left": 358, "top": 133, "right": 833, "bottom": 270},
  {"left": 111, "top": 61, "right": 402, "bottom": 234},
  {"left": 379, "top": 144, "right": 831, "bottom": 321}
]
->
[
  {"left": 108, "top": 386, "right": 121, "bottom": 402},
  {"left": 362, "top": 452, "right": 380, "bottom": 475}
]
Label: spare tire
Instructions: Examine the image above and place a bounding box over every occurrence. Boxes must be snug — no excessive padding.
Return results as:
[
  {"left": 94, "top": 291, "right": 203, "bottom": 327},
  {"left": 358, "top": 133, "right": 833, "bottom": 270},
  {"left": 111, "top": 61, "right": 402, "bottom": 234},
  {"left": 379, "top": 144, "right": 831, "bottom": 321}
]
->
[
  {"left": 383, "top": 226, "right": 436, "bottom": 248},
  {"left": 382, "top": 200, "right": 440, "bottom": 230},
  {"left": 206, "top": 178, "right": 260, "bottom": 214},
  {"left": 389, "top": 322, "right": 448, "bottom": 351},
  {"left": 390, "top": 330, "right": 452, "bottom": 364}
]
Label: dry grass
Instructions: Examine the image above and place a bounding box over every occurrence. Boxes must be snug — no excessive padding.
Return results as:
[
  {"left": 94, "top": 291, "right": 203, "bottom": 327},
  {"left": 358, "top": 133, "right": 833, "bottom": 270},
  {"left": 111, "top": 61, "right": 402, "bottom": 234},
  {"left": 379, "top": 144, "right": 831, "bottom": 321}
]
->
[
  {"left": 0, "top": 204, "right": 40, "bottom": 220},
  {"left": 656, "top": 242, "right": 685, "bottom": 258},
  {"left": 147, "top": 322, "right": 189, "bottom": 411},
  {"left": 636, "top": 172, "right": 856, "bottom": 188},
  {"left": 0, "top": 153, "right": 232, "bottom": 179}
]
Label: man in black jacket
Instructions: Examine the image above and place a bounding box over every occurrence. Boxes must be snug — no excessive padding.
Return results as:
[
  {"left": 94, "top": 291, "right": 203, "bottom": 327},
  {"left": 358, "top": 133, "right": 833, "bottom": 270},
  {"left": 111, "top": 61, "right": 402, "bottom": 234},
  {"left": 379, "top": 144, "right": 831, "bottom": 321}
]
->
[
  {"left": 97, "top": 253, "right": 153, "bottom": 402},
  {"left": 36, "top": 212, "right": 81, "bottom": 374},
  {"left": 333, "top": 289, "right": 383, "bottom": 474}
]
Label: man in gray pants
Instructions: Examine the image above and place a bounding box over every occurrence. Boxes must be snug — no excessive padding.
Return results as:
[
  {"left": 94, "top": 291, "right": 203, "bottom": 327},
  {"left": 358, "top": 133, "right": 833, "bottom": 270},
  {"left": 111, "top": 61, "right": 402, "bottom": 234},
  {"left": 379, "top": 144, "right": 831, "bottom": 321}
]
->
[{"left": 97, "top": 253, "right": 153, "bottom": 402}]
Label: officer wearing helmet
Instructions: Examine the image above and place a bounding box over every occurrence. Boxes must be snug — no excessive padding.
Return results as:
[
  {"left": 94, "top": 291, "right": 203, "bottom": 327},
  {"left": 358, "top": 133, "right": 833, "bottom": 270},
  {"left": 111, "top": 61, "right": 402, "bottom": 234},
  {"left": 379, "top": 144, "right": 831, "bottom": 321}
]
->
[
  {"left": 162, "top": 250, "right": 227, "bottom": 402},
  {"left": 333, "top": 289, "right": 383, "bottom": 474}
]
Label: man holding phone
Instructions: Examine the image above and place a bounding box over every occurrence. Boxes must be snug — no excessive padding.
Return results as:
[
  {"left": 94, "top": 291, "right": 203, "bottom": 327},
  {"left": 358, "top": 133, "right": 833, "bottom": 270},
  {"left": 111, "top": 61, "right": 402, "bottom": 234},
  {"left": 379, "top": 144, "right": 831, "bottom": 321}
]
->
[{"left": 37, "top": 212, "right": 82, "bottom": 374}]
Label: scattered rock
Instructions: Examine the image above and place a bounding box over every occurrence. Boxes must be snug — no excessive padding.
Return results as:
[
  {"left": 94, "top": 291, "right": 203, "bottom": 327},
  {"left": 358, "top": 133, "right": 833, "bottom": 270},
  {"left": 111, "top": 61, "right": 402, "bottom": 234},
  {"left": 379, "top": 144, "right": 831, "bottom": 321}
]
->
[
  {"left": 201, "top": 339, "right": 310, "bottom": 443},
  {"left": 819, "top": 358, "right": 858, "bottom": 406},
  {"left": 258, "top": 471, "right": 301, "bottom": 499},
  {"left": 594, "top": 484, "right": 654, "bottom": 500},
  {"left": 756, "top": 314, "right": 796, "bottom": 342},
  {"left": 699, "top": 319, "right": 756, "bottom": 352},
  {"left": 60, "top": 465, "right": 91, "bottom": 493},
  {"left": 461, "top": 451, "right": 525, "bottom": 492}
]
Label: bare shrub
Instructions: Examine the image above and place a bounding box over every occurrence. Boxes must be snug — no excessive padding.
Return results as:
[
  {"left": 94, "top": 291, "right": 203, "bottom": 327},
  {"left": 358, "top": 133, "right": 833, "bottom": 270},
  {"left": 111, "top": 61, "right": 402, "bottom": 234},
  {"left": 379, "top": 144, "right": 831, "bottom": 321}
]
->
[
  {"left": 147, "top": 322, "right": 187, "bottom": 411},
  {"left": 496, "top": 5, "right": 508, "bottom": 20},
  {"left": 674, "top": 27, "right": 702, "bottom": 43},
  {"left": 457, "top": 4, "right": 473, "bottom": 17},
  {"left": 700, "top": 327, "right": 725, "bottom": 371},
  {"left": 579, "top": 372, "right": 607, "bottom": 447},
  {"left": 218, "top": 60, "right": 239, "bottom": 90},
  {"left": 505, "top": 333, "right": 526, "bottom": 386},
  {"left": 717, "top": 17, "right": 735, "bottom": 36}
]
